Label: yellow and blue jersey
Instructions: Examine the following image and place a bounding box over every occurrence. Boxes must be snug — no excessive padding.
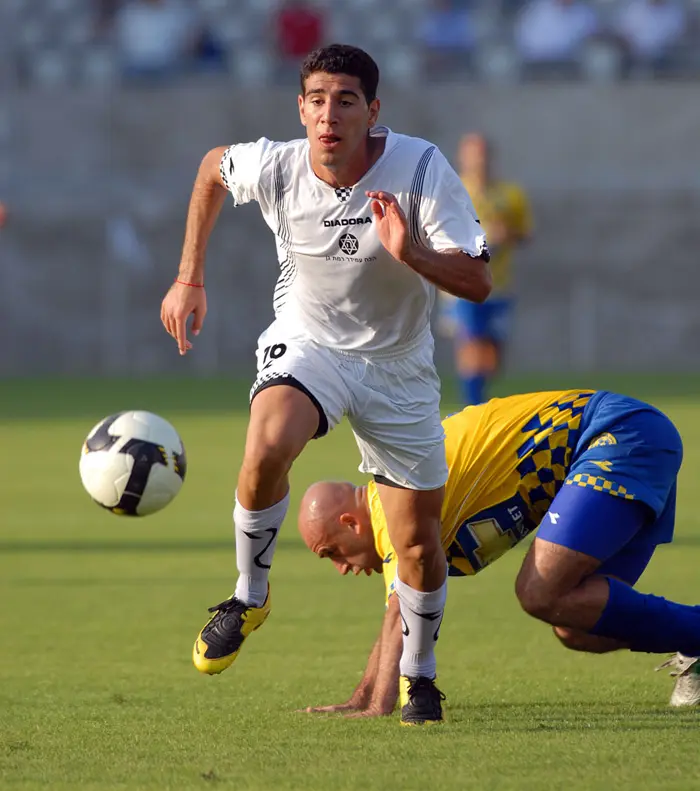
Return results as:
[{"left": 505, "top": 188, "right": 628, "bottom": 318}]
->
[
  {"left": 370, "top": 390, "right": 682, "bottom": 604},
  {"left": 461, "top": 178, "right": 532, "bottom": 297}
]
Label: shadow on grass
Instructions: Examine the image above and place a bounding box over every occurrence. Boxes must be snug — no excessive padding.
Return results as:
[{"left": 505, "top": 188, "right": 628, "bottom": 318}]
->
[{"left": 0, "top": 537, "right": 304, "bottom": 553}]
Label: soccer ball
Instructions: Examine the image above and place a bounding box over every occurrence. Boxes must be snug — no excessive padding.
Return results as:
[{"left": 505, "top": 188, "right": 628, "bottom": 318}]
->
[{"left": 79, "top": 411, "right": 186, "bottom": 516}]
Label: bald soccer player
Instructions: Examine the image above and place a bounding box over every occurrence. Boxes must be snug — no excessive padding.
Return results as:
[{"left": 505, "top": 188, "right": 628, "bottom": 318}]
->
[{"left": 297, "top": 390, "right": 699, "bottom": 719}]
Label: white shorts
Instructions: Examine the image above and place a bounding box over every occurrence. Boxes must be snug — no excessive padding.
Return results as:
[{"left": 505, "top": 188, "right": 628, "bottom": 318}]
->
[{"left": 250, "top": 320, "right": 447, "bottom": 490}]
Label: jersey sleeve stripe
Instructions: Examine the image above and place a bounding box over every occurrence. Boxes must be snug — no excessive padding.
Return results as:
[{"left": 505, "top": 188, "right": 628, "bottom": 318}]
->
[
  {"left": 219, "top": 145, "right": 235, "bottom": 193},
  {"left": 408, "top": 146, "right": 436, "bottom": 246},
  {"left": 272, "top": 153, "right": 297, "bottom": 314}
]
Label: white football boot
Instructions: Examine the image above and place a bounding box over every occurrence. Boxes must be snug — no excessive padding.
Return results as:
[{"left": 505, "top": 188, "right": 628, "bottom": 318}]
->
[{"left": 655, "top": 653, "right": 700, "bottom": 707}]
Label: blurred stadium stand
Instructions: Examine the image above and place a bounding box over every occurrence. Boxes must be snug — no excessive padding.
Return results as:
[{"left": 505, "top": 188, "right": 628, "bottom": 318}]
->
[
  {"left": 1, "top": 1, "right": 699, "bottom": 378},
  {"left": 5, "top": 0, "right": 700, "bottom": 87}
]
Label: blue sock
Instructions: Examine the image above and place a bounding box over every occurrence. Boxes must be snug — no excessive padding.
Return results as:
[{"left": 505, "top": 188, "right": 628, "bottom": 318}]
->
[
  {"left": 460, "top": 374, "right": 486, "bottom": 406},
  {"left": 590, "top": 577, "right": 700, "bottom": 655}
]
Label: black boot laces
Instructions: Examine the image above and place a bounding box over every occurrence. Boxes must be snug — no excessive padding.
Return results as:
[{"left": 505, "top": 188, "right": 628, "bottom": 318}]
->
[{"left": 407, "top": 677, "right": 446, "bottom": 702}]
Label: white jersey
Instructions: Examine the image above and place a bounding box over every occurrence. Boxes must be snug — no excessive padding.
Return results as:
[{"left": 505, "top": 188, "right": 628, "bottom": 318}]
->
[{"left": 220, "top": 125, "right": 487, "bottom": 353}]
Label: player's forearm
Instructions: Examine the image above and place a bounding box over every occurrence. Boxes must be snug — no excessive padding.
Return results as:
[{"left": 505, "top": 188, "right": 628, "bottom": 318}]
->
[
  {"left": 347, "top": 635, "right": 382, "bottom": 707},
  {"left": 364, "top": 599, "right": 402, "bottom": 715},
  {"left": 178, "top": 148, "right": 228, "bottom": 283},
  {"left": 403, "top": 247, "right": 492, "bottom": 303}
]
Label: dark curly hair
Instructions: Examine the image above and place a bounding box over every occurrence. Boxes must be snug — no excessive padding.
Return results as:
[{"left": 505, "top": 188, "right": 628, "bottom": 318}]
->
[{"left": 300, "top": 44, "right": 380, "bottom": 104}]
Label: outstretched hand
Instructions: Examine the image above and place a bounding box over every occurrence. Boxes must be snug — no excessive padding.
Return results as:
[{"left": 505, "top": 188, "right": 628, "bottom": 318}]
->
[
  {"left": 366, "top": 191, "right": 413, "bottom": 264},
  {"left": 160, "top": 281, "right": 207, "bottom": 356},
  {"left": 297, "top": 702, "right": 361, "bottom": 715},
  {"left": 343, "top": 708, "right": 392, "bottom": 719}
]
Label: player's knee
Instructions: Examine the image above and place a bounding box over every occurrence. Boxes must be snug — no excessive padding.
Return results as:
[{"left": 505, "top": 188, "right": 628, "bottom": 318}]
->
[
  {"left": 515, "top": 577, "right": 560, "bottom": 624},
  {"left": 394, "top": 533, "right": 443, "bottom": 569},
  {"left": 553, "top": 626, "right": 585, "bottom": 651},
  {"left": 241, "top": 436, "right": 296, "bottom": 483},
  {"left": 239, "top": 421, "right": 306, "bottom": 491}
]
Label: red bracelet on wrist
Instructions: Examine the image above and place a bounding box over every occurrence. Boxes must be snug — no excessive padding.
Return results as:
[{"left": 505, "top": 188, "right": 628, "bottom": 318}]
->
[{"left": 175, "top": 278, "right": 205, "bottom": 288}]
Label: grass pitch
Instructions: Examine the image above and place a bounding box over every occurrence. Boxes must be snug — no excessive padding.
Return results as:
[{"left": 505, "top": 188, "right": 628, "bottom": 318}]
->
[{"left": 1, "top": 374, "right": 700, "bottom": 791}]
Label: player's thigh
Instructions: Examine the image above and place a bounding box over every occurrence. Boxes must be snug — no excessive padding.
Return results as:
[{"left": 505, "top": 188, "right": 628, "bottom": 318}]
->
[
  {"left": 347, "top": 342, "right": 447, "bottom": 491},
  {"left": 537, "top": 484, "right": 653, "bottom": 561},
  {"left": 245, "top": 386, "right": 321, "bottom": 469},
  {"left": 516, "top": 539, "right": 602, "bottom": 610},
  {"left": 516, "top": 486, "right": 654, "bottom": 609},
  {"left": 518, "top": 486, "right": 652, "bottom": 599},
  {"left": 374, "top": 481, "right": 444, "bottom": 556},
  {"left": 249, "top": 320, "right": 350, "bottom": 445},
  {"left": 574, "top": 397, "right": 683, "bottom": 546},
  {"left": 456, "top": 337, "right": 495, "bottom": 373}
]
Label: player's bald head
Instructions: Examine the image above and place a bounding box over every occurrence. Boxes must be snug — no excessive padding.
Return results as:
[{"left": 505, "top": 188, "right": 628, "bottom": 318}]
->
[{"left": 298, "top": 481, "right": 357, "bottom": 548}]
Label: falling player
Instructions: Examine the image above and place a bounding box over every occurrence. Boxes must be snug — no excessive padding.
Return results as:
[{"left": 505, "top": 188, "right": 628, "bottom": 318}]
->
[
  {"left": 160, "top": 44, "right": 492, "bottom": 725},
  {"left": 296, "top": 390, "right": 699, "bottom": 717}
]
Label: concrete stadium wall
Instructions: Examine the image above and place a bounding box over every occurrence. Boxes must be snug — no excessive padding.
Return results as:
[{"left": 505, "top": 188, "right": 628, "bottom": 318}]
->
[{"left": 1, "top": 83, "right": 699, "bottom": 376}]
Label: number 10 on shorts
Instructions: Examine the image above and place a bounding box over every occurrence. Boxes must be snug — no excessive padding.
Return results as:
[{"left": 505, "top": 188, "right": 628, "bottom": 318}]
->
[{"left": 261, "top": 344, "right": 287, "bottom": 371}]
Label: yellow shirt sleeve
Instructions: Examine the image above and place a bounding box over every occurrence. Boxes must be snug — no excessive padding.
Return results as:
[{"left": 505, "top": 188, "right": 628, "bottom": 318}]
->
[
  {"left": 368, "top": 482, "right": 398, "bottom": 606},
  {"left": 382, "top": 552, "right": 398, "bottom": 607}
]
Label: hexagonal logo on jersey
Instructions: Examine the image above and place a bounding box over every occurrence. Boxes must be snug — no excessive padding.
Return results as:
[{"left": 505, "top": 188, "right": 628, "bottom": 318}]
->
[{"left": 338, "top": 233, "right": 359, "bottom": 256}]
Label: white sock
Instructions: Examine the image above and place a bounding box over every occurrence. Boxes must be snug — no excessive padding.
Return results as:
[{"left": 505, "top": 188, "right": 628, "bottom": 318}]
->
[
  {"left": 233, "top": 491, "right": 289, "bottom": 607},
  {"left": 394, "top": 571, "right": 447, "bottom": 679}
]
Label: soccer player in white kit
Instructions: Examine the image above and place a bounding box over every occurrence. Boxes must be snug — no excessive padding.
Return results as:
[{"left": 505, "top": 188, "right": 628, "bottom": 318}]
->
[{"left": 160, "top": 44, "right": 491, "bottom": 725}]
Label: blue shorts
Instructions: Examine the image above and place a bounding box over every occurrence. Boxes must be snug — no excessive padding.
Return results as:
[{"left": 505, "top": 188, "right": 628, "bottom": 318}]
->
[
  {"left": 537, "top": 392, "right": 683, "bottom": 582},
  {"left": 454, "top": 298, "right": 512, "bottom": 344}
]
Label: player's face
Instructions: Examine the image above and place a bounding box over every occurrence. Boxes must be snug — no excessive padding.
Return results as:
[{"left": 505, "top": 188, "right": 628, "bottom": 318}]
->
[
  {"left": 298, "top": 72, "right": 380, "bottom": 171},
  {"left": 459, "top": 134, "right": 489, "bottom": 174},
  {"left": 315, "top": 525, "right": 382, "bottom": 577}
]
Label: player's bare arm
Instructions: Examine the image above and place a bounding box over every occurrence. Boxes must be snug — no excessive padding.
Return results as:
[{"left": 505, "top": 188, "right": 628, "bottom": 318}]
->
[
  {"left": 367, "top": 190, "right": 492, "bottom": 302},
  {"left": 345, "top": 595, "right": 402, "bottom": 718},
  {"left": 302, "top": 596, "right": 402, "bottom": 718},
  {"left": 300, "top": 635, "right": 381, "bottom": 714},
  {"left": 160, "top": 145, "right": 228, "bottom": 355}
]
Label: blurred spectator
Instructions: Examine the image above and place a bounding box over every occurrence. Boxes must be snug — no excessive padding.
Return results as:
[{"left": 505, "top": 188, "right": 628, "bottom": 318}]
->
[
  {"left": 417, "top": 0, "right": 475, "bottom": 76},
  {"left": 0, "top": 202, "right": 6, "bottom": 229},
  {"left": 439, "top": 134, "right": 532, "bottom": 406},
  {"left": 275, "top": 1, "right": 325, "bottom": 77},
  {"left": 612, "top": 0, "right": 688, "bottom": 71},
  {"left": 113, "top": 0, "right": 225, "bottom": 80},
  {"left": 514, "top": 0, "right": 600, "bottom": 75}
]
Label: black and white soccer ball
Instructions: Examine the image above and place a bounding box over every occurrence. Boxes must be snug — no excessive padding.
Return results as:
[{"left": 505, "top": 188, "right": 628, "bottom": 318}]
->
[{"left": 79, "top": 411, "right": 186, "bottom": 516}]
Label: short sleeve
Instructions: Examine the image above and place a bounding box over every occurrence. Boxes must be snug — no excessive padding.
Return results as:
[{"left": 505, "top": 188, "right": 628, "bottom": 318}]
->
[
  {"left": 219, "top": 138, "right": 278, "bottom": 207},
  {"left": 382, "top": 552, "right": 398, "bottom": 607},
  {"left": 419, "top": 148, "right": 489, "bottom": 258}
]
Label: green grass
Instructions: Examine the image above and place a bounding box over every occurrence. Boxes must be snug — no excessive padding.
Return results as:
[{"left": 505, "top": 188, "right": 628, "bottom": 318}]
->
[{"left": 1, "top": 375, "right": 700, "bottom": 791}]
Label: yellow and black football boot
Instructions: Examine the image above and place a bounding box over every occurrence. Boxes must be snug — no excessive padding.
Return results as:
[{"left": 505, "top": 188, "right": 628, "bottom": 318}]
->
[
  {"left": 399, "top": 675, "right": 445, "bottom": 726},
  {"left": 192, "top": 591, "right": 271, "bottom": 675}
]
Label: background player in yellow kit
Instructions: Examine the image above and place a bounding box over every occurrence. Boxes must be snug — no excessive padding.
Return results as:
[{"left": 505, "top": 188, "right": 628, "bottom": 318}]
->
[
  {"left": 440, "top": 134, "right": 532, "bottom": 406},
  {"left": 297, "top": 390, "right": 700, "bottom": 719}
]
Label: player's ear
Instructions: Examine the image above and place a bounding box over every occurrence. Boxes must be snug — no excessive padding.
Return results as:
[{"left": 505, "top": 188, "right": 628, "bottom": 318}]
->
[
  {"left": 339, "top": 512, "right": 360, "bottom": 533},
  {"left": 368, "top": 98, "right": 380, "bottom": 128},
  {"left": 298, "top": 94, "right": 307, "bottom": 127}
]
